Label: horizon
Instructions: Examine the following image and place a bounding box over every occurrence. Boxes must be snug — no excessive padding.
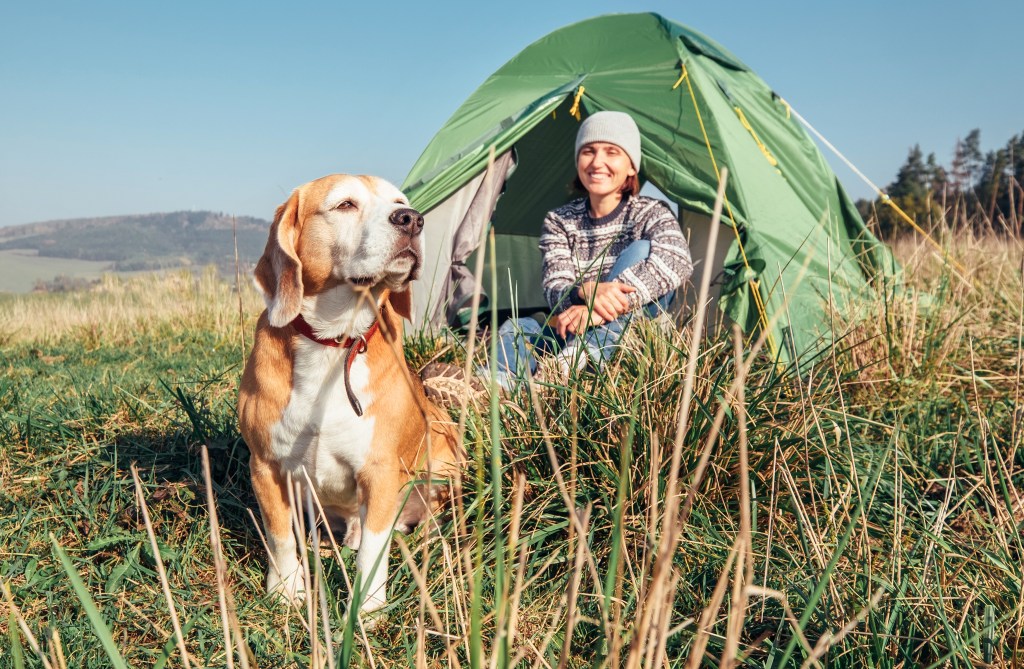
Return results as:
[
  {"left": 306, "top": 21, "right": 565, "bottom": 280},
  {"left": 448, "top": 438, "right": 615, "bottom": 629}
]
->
[{"left": 2, "top": 1, "right": 1021, "bottom": 227}]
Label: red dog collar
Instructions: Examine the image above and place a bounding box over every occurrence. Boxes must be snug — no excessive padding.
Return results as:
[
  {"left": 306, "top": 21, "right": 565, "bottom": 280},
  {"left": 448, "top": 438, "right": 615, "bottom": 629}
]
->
[
  {"left": 290, "top": 314, "right": 380, "bottom": 351},
  {"left": 289, "top": 314, "right": 382, "bottom": 417}
]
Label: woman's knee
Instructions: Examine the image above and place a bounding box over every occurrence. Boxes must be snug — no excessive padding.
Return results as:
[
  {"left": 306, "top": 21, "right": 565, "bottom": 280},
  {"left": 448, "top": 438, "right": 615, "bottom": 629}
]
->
[
  {"left": 607, "top": 240, "right": 651, "bottom": 280},
  {"left": 498, "top": 316, "right": 543, "bottom": 337}
]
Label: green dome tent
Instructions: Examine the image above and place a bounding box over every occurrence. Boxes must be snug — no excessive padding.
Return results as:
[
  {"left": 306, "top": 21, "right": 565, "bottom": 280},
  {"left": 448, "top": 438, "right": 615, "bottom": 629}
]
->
[{"left": 402, "top": 12, "right": 895, "bottom": 367}]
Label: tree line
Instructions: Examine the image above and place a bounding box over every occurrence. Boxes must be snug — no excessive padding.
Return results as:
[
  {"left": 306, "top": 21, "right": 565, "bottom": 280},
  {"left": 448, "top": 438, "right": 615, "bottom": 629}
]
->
[{"left": 856, "top": 129, "right": 1024, "bottom": 237}]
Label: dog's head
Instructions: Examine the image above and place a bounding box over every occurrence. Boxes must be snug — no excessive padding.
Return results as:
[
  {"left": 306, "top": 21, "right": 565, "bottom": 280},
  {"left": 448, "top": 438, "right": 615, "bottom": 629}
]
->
[{"left": 254, "top": 175, "right": 423, "bottom": 327}]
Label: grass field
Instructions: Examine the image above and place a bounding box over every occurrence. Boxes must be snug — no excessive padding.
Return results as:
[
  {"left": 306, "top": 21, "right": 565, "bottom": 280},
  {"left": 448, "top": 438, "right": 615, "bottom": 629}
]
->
[
  {"left": 0, "top": 250, "right": 114, "bottom": 294},
  {"left": 1, "top": 231, "right": 1022, "bottom": 667}
]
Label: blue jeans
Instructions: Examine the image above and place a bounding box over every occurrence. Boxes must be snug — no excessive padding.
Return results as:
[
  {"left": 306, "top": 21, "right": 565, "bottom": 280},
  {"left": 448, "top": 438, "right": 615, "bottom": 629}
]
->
[{"left": 492, "top": 241, "right": 673, "bottom": 385}]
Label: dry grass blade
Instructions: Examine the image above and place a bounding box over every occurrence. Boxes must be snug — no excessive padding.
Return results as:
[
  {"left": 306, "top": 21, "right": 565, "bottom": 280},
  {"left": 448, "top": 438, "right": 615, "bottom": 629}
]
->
[
  {"left": 395, "top": 535, "right": 463, "bottom": 669},
  {"left": 297, "top": 470, "right": 381, "bottom": 668},
  {"left": 627, "top": 166, "right": 728, "bottom": 669},
  {"left": 801, "top": 587, "right": 886, "bottom": 668},
  {"left": 558, "top": 504, "right": 592, "bottom": 669},
  {"left": 506, "top": 471, "right": 530, "bottom": 660},
  {"left": 232, "top": 214, "right": 247, "bottom": 368},
  {"left": 130, "top": 464, "right": 192, "bottom": 669},
  {"left": 200, "top": 445, "right": 250, "bottom": 669},
  {"left": 286, "top": 473, "right": 319, "bottom": 662},
  {"left": 1, "top": 581, "right": 55, "bottom": 669},
  {"left": 304, "top": 484, "right": 336, "bottom": 669},
  {"left": 48, "top": 626, "right": 68, "bottom": 669},
  {"left": 684, "top": 546, "right": 738, "bottom": 669},
  {"left": 721, "top": 325, "right": 753, "bottom": 669}
]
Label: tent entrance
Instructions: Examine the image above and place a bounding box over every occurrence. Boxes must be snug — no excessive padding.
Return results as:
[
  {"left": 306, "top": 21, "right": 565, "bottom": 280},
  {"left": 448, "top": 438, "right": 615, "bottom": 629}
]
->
[
  {"left": 453, "top": 100, "right": 734, "bottom": 329},
  {"left": 466, "top": 197, "right": 733, "bottom": 331},
  {"left": 466, "top": 103, "right": 584, "bottom": 320}
]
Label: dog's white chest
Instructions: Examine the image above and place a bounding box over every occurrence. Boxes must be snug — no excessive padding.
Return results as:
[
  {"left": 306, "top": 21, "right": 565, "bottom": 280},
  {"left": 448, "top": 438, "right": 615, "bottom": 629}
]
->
[{"left": 270, "top": 340, "right": 375, "bottom": 502}]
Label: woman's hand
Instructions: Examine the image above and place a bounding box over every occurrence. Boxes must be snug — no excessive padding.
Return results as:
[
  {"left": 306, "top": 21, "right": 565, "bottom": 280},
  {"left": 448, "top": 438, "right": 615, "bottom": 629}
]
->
[
  {"left": 579, "top": 281, "right": 636, "bottom": 321},
  {"left": 551, "top": 305, "right": 606, "bottom": 338}
]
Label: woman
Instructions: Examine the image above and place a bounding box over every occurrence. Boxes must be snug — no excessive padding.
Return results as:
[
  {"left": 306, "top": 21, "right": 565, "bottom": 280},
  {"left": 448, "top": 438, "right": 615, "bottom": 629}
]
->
[{"left": 492, "top": 111, "right": 693, "bottom": 388}]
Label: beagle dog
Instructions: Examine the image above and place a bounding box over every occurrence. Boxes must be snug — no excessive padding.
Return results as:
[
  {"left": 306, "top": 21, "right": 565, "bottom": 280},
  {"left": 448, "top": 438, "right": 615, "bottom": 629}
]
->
[{"left": 237, "top": 174, "right": 461, "bottom": 614}]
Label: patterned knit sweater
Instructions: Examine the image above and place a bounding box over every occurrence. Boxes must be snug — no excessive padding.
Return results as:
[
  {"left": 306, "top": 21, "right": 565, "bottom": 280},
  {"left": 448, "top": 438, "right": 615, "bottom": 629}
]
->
[{"left": 539, "top": 195, "right": 694, "bottom": 313}]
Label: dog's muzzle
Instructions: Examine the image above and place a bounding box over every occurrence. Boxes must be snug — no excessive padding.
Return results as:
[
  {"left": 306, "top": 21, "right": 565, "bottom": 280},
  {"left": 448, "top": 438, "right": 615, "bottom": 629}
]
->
[
  {"left": 389, "top": 207, "right": 424, "bottom": 281},
  {"left": 389, "top": 208, "right": 424, "bottom": 237}
]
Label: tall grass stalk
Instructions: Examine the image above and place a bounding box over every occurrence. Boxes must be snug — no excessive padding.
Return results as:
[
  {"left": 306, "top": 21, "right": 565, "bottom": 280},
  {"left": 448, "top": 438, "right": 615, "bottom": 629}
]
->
[
  {"left": 129, "top": 465, "right": 191, "bottom": 669},
  {"left": 486, "top": 228, "right": 509, "bottom": 669},
  {"left": 627, "top": 166, "right": 728, "bottom": 669},
  {"left": 232, "top": 215, "right": 248, "bottom": 370},
  {"left": 200, "top": 445, "right": 248, "bottom": 669}
]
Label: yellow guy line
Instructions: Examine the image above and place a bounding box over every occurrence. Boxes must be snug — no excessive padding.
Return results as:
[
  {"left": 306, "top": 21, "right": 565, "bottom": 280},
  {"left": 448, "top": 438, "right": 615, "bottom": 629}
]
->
[
  {"left": 734, "top": 106, "right": 778, "bottom": 167},
  {"left": 676, "top": 63, "right": 778, "bottom": 358}
]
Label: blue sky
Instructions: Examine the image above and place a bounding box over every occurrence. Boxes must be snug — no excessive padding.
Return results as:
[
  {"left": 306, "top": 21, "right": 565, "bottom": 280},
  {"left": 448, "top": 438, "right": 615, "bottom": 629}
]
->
[{"left": 1, "top": 1, "right": 1021, "bottom": 226}]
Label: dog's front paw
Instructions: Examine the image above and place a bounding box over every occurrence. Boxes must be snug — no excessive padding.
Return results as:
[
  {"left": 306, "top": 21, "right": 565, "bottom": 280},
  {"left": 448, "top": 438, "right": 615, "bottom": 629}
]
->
[
  {"left": 348, "top": 595, "right": 387, "bottom": 632},
  {"left": 267, "top": 566, "right": 306, "bottom": 607},
  {"left": 359, "top": 591, "right": 386, "bottom": 615}
]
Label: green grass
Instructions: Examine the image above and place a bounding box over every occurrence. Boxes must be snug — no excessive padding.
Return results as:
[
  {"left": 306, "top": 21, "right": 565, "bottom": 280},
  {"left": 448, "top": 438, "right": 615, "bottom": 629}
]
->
[{"left": 1, "top": 232, "right": 1023, "bottom": 667}]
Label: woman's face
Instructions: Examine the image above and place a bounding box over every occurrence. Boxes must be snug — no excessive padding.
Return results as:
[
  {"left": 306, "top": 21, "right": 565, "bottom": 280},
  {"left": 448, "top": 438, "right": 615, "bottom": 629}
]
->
[{"left": 576, "top": 142, "right": 636, "bottom": 199}]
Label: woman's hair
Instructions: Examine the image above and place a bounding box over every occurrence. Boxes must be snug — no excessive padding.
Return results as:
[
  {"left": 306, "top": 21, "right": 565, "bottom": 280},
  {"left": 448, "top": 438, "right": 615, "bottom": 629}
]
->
[{"left": 572, "top": 173, "right": 640, "bottom": 197}]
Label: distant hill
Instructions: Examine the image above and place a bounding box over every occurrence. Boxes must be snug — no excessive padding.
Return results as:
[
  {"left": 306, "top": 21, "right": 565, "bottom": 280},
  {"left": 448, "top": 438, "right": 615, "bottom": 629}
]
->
[{"left": 0, "top": 211, "right": 271, "bottom": 273}]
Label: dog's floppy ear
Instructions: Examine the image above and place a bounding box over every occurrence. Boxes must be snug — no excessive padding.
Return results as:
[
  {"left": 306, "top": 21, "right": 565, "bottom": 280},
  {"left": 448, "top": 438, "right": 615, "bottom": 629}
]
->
[
  {"left": 254, "top": 190, "right": 304, "bottom": 327},
  {"left": 388, "top": 287, "right": 414, "bottom": 322}
]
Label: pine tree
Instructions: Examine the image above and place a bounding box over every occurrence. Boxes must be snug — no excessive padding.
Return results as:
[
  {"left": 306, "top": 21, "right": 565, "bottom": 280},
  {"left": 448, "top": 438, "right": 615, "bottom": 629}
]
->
[
  {"left": 926, "top": 152, "right": 948, "bottom": 200},
  {"left": 977, "top": 148, "right": 1008, "bottom": 224},
  {"left": 875, "top": 145, "right": 942, "bottom": 237},
  {"left": 889, "top": 145, "right": 929, "bottom": 200},
  {"left": 1009, "top": 133, "right": 1023, "bottom": 228},
  {"left": 950, "top": 138, "right": 969, "bottom": 191},
  {"left": 962, "top": 129, "right": 984, "bottom": 187}
]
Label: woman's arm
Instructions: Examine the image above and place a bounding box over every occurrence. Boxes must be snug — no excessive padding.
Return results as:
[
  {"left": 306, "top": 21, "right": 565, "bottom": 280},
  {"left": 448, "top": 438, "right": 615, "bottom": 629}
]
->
[
  {"left": 539, "top": 207, "right": 583, "bottom": 313},
  {"left": 615, "top": 199, "right": 693, "bottom": 307}
]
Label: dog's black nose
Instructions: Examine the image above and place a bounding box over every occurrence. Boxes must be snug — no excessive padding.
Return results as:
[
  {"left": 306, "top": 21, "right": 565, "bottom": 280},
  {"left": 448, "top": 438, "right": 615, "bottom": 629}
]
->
[{"left": 389, "top": 208, "right": 424, "bottom": 234}]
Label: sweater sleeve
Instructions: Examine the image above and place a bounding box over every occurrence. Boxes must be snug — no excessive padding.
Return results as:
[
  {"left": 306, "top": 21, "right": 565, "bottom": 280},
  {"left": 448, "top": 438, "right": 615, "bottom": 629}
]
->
[
  {"left": 616, "top": 199, "right": 693, "bottom": 307},
  {"left": 538, "top": 210, "right": 581, "bottom": 313}
]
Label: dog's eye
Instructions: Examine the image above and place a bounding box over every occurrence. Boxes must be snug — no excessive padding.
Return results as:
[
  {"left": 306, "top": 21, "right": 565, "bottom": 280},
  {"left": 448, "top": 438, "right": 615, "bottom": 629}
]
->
[{"left": 335, "top": 200, "right": 356, "bottom": 211}]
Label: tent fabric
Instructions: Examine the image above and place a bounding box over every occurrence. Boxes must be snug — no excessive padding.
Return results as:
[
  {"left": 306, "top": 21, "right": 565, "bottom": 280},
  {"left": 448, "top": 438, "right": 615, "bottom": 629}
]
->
[
  {"left": 402, "top": 12, "right": 895, "bottom": 367},
  {"left": 411, "top": 152, "right": 515, "bottom": 325}
]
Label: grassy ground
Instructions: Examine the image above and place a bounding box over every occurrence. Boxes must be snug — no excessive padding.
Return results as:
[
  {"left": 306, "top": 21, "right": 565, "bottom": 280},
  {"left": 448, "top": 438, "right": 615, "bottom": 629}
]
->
[
  {"left": 1, "top": 232, "right": 1022, "bottom": 667},
  {"left": 0, "top": 250, "right": 113, "bottom": 294}
]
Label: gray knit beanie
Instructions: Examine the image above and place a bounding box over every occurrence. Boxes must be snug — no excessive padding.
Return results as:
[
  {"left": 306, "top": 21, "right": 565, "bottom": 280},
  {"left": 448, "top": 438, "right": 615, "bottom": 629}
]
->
[{"left": 574, "top": 111, "right": 642, "bottom": 171}]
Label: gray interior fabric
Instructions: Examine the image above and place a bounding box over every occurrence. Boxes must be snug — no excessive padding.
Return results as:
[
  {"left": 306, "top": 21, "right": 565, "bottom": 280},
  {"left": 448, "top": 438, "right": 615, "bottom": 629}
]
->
[
  {"left": 443, "top": 150, "right": 517, "bottom": 325},
  {"left": 413, "top": 151, "right": 516, "bottom": 327}
]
